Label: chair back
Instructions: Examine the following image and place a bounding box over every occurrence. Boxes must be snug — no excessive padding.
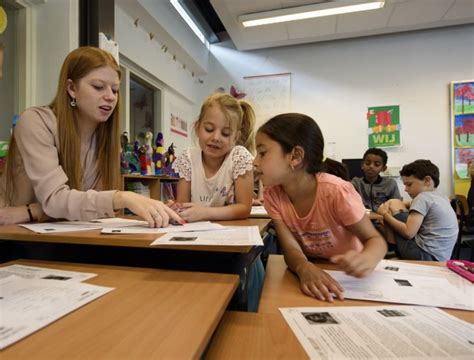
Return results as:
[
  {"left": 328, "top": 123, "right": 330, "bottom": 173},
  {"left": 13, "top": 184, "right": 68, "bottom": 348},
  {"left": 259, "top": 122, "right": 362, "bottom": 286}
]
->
[{"left": 450, "top": 198, "right": 463, "bottom": 259}]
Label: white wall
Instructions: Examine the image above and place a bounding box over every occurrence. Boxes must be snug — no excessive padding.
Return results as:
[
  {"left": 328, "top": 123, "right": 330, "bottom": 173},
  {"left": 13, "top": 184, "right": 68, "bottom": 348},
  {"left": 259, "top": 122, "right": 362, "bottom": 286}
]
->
[
  {"left": 32, "top": 0, "right": 79, "bottom": 106},
  {"left": 115, "top": 5, "right": 203, "bottom": 107},
  {"left": 206, "top": 25, "right": 474, "bottom": 197}
]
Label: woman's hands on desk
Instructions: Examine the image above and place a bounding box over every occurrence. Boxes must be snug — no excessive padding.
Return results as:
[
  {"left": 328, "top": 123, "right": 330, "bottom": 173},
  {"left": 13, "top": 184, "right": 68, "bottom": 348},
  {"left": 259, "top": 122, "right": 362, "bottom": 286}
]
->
[
  {"left": 295, "top": 261, "right": 344, "bottom": 303},
  {"left": 113, "top": 191, "right": 185, "bottom": 227}
]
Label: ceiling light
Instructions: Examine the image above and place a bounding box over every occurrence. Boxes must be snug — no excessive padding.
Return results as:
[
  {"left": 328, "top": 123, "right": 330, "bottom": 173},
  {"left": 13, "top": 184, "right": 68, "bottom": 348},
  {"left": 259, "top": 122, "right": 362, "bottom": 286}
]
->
[
  {"left": 170, "top": 0, "right": 209, "bottom": 47},
  {"left": 240, "top": 0, "right": 385, "bottom": 27}
]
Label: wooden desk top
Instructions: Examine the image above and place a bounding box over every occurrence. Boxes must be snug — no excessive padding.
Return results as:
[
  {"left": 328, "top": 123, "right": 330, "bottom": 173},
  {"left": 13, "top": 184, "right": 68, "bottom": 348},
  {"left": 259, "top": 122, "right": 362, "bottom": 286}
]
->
[
  {"left": 207, "top": 256, "right": 473, "bottom": 359},
  {"left": 0, "top": 218, "right": 271, "bottom": 253},
  {"left": 1, "top": 259, "right": 238, "bottom": 359},
  {"left": 259, "top": 255, "right": 474, "bottom": 323},
  {"left": 206, "top": 311, "right": 308, "bottom": 360}
]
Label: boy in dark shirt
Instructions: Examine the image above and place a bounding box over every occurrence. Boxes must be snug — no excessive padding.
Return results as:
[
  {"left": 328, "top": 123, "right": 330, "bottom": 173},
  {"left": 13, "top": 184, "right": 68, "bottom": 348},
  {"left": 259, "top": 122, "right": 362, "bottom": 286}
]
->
[{"left": 351, "top": 148, "right": 401, "bottom": 212}]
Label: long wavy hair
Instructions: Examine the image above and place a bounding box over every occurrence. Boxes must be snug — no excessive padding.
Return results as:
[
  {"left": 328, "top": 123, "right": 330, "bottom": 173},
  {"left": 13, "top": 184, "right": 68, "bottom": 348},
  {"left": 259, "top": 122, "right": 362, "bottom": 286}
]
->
[
  {"left": 4, "top": 47, "right": 121, "bottom": 204},
  {"left": 195, "top": 92, "right": 256, "bottom": 155}
]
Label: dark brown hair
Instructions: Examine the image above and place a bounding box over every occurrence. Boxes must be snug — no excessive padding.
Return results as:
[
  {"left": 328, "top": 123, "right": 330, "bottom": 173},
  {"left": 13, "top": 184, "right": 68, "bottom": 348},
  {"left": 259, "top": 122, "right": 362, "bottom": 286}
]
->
[{"left": 257, "top": 113, "right": 348, "bottom": 179}]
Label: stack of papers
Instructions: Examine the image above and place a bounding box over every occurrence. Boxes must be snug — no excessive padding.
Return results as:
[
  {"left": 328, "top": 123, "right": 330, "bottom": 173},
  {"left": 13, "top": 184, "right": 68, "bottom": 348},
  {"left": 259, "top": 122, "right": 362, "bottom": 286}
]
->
[{"left": 0, "top": 265, "right": 113, "bottom": 349}]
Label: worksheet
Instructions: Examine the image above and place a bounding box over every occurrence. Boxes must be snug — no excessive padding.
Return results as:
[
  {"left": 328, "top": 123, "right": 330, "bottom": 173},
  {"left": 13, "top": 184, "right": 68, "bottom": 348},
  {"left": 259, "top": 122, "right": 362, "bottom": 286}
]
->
[
  {"left": 0, "top": 276, "right": 113, "bottom": 349},
  {"left": 101, "top": 221, "right": 225, "bottom": 234},
  {"left": 280, "top": 306, "right": 473, "bottom": 359},
  {"left": 150, "top": 226, "right": 263, "bottom": 246},
  {"left": 0, "top": 264, "right": 96, "bottom": 281}
]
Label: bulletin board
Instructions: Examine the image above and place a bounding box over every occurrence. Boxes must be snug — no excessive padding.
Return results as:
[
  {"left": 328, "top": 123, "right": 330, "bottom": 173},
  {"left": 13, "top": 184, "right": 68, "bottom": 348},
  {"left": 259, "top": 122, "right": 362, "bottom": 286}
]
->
[
  {"left": 244, "top": 73, "right": 291, "bottom": 128},
  {"left": 451, "top": 80, "right": 474, "bottom": 197}
]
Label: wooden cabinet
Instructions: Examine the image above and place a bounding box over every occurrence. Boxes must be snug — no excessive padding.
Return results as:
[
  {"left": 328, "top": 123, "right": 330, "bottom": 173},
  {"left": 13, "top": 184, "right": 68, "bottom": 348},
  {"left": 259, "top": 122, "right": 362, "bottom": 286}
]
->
[{"left": 121, "top": 175, "right": 179, "bottom": 201}]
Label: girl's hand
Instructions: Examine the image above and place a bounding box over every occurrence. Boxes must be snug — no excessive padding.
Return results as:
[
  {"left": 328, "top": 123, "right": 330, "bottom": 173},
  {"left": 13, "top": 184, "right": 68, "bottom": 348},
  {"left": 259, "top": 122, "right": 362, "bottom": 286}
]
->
[
  {"left": 178, "top": 202, "right": 209, "bottom": 222},
  {"left": 114, "top": 191, "right": 185, "bottom": 228},
  {"left": 377, "top": 201, "right": 389, "bottom": 216},
  {"left": 295, "top": 261, "right": 344, "bottom": 302},
  {"left": 331, "top": 250, "right": 377, "bottom": 278}
]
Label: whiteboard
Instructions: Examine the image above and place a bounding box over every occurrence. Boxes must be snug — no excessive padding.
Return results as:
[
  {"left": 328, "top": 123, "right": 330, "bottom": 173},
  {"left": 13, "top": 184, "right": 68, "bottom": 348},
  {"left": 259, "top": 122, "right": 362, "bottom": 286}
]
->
[{"left": 244, "top": 73, "right": 291, "bottom": 128}]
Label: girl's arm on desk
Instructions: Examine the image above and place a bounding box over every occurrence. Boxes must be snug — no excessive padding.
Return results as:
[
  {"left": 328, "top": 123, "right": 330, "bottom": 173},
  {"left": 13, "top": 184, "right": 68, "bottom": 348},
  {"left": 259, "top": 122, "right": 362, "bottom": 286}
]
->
[
  {"left": 331, "top": 215, "right": 387, "bottom": 277},
  {"left": 174, "top": 171, "right": 253, "bottom": 222},
  {"left": 273, "top": 219, "right": 344, "bottom": 303}
]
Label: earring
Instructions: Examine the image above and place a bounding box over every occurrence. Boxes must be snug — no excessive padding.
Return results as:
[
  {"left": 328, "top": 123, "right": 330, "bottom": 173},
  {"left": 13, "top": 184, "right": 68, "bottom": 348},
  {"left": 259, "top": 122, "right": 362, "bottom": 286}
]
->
[{"left": 70, "top": 97, "right": 77, "bottom": 107}]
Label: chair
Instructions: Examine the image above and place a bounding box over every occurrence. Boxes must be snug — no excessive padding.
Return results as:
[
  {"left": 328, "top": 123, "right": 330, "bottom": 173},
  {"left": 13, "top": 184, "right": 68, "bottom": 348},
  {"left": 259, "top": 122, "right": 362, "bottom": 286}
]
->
[{"left": 450, "top": 197, "right": 474, "bottom": 260}]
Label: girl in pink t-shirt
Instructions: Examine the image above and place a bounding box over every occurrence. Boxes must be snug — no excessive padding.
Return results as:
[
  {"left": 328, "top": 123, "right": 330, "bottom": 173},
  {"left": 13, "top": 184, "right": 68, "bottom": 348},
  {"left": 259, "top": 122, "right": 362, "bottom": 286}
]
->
[{"left": 254, "top": 113, "right": 387, "bottom": 302}]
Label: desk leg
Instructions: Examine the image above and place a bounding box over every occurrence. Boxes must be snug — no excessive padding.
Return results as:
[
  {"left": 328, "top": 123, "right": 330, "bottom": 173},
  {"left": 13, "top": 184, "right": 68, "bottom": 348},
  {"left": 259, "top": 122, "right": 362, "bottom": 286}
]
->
[{"left": 229, "top": 246, "right": 265, "bottom": 312}]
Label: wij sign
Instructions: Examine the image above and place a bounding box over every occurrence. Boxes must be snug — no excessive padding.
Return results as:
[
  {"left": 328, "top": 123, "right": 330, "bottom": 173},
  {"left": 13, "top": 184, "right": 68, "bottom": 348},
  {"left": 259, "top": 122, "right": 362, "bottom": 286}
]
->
[{"left": 367, "top": 105, "right": 401, "bottom": 148}]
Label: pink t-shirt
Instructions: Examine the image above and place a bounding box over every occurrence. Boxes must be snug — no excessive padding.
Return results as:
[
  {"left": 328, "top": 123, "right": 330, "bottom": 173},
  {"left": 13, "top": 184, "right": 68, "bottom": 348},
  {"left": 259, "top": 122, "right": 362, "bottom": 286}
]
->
[{"left": 264, "top": 173, "right": 365, "bottom": 258}]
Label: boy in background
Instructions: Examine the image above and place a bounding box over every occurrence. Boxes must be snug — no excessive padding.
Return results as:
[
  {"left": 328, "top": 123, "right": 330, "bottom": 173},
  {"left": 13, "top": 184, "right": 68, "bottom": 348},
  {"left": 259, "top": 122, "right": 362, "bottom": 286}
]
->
[
  {"left": 352, "top": 148, "right": 401, "bottom": 212},
  {"left": 377, "top": 160, "right": 458, "bottom": 261}
]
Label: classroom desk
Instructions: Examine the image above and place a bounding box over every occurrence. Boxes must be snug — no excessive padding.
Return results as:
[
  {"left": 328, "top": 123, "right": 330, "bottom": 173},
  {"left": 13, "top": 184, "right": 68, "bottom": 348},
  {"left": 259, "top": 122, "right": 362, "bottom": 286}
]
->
[
  {"left": 1, "top": 259, "right": 239, "bottom": 359},
  {"left": 0, "top": 218, "right": 271, "bottom": 311},
  {"left": 0, "top": 218, "right": 270, "bottom": 252},
  {"left": 206, "top": 255, "right": 473, "bottom": 359},
  {"left": 258, "top": 255, "right": 474, "bottom": 322}
]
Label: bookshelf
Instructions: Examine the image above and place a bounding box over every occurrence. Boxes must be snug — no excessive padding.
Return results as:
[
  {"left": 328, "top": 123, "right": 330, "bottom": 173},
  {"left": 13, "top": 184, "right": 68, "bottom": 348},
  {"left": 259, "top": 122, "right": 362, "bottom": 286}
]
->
[{"left": 121, "top": 174, "right": 179, "bottom": 201}]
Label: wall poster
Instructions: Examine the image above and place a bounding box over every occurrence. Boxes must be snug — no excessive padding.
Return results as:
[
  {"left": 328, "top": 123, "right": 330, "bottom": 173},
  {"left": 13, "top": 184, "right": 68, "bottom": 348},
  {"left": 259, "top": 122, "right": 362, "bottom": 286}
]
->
[
  {"left": 367, "top": 105, "right": 401, "bottom": 148},
  {"left": 452, "top": 80, "right": 474, "bottom": 196}
]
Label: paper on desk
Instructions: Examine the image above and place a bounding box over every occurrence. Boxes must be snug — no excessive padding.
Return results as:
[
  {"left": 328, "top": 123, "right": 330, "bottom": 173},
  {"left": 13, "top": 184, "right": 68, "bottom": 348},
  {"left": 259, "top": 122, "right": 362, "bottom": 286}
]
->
[
  {"left": 0, "top": 276, "right": 113, "bottom": 350},
  {"left": 251, "top": 206, "right": 268, "bottom": 216},
  {"left": 280, "top": 306, "right": 474, "bottom": 360},
  {"left": 101, "top": 221, "right": 225, "bottom": 234},
  {"left": 327, "top": 263, "right": 474, "bottom": 310},
  {"left": 150, "top": 226, "right": 263, "bottom": 246},
  {"left": 376, "top": 260, "right": 474, "bottom": 300},
  {"left": 0, "top": 264, "right": 96, "bottom": 282},
  {"left": 58, "top": 217, "right": 149, "bottom": 228},
  {"left": 20, "top": 222, "right": 103, "bottom": 233}
]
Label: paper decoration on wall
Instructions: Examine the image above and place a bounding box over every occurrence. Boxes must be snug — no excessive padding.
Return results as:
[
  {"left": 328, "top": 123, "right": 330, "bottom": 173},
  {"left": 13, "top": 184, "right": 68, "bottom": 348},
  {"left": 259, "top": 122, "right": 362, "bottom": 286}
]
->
[
  {"left": 451, "top": 80, "right": 474, "bottom": 196},
  {"left": 170, "top": 113, "right": 188, "bottom": 137},
  {"left": 367, "top": 105, "right": 401, "bottom": 148},
  {"left": 99, "top": 32, "right": 119, "bottom": 64},
  {"left": 244, "top": 73, "right": 291, "bottom": 128}
]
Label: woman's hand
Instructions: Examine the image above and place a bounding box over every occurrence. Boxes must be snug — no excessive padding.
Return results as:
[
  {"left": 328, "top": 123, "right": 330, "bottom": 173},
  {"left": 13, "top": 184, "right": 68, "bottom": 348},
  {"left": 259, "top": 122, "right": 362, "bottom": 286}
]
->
[
  {"left": 0, "top": 206, "right": 30, "bottom": 224},
  {"left": 113, "top": 191, "right": 184, "bottom": 228},
  {"left": 295, "top": 261, "right": 344, "bottom": 302},
  {"left": 331, "top": 250, "right": 377, "bottom": 278},
  {"left": 177, "top": 202, "right": 209, "bottom": 223}
]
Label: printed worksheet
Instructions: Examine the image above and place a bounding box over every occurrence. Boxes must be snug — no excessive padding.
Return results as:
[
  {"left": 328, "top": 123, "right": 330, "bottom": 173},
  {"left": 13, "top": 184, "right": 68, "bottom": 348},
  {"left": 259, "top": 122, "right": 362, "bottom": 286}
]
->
[
  {"left": 0, "top": 276, "right": 113, "bottom": 349},
  {"left": 327, "top": 261, "right": 474, "bottom": 310},
  {"left": 0, "top": 264, "right": 96, "bottom": 281},
  {"left": 101, "top": 221, "right": 225, "bottom": 234},
  {"left": 20, "top": 223, "right": 103, "bottom": 233},
  {"left": 280, "top": 306, "right": 473, "bottom": 359},
  {"left": 150, "top": 226, "right": 263, "bottom": 246}
]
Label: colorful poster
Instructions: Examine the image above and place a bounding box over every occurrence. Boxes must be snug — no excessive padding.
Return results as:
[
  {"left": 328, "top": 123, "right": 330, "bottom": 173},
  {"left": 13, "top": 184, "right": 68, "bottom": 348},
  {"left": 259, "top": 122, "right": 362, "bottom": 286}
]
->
[
  {"left": 452, "top": 80, "right": 474, "bottom": 196},
  {"left": 367, "top": 105, "right": 401, "bottom": 148}
]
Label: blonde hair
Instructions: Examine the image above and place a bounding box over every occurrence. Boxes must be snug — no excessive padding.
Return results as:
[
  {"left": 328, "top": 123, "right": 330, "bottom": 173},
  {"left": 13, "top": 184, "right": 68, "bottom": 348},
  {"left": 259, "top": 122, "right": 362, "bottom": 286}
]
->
[
  {"left": 4, "top": 47, "right": 121, "bottom": 205},
  {"left": 196, "top": 92, "right": 256, "bottom": 155}
]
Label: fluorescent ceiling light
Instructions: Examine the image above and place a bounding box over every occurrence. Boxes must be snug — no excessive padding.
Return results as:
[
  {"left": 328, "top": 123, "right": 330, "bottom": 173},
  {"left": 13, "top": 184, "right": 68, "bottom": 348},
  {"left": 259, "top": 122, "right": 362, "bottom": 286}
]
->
[
  {"left": 240, "top": 0, "right": 385, "bottom": 27},
  {"left": 170, "top": 0, "right": 209, "bottom": 47}
]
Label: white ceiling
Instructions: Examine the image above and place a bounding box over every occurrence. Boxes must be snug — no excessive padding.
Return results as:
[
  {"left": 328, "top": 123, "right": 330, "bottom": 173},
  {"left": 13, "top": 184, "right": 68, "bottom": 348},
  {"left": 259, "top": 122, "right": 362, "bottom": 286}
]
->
[{"left": 210, "top": 0, "right": 474, "bottom": 50}]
